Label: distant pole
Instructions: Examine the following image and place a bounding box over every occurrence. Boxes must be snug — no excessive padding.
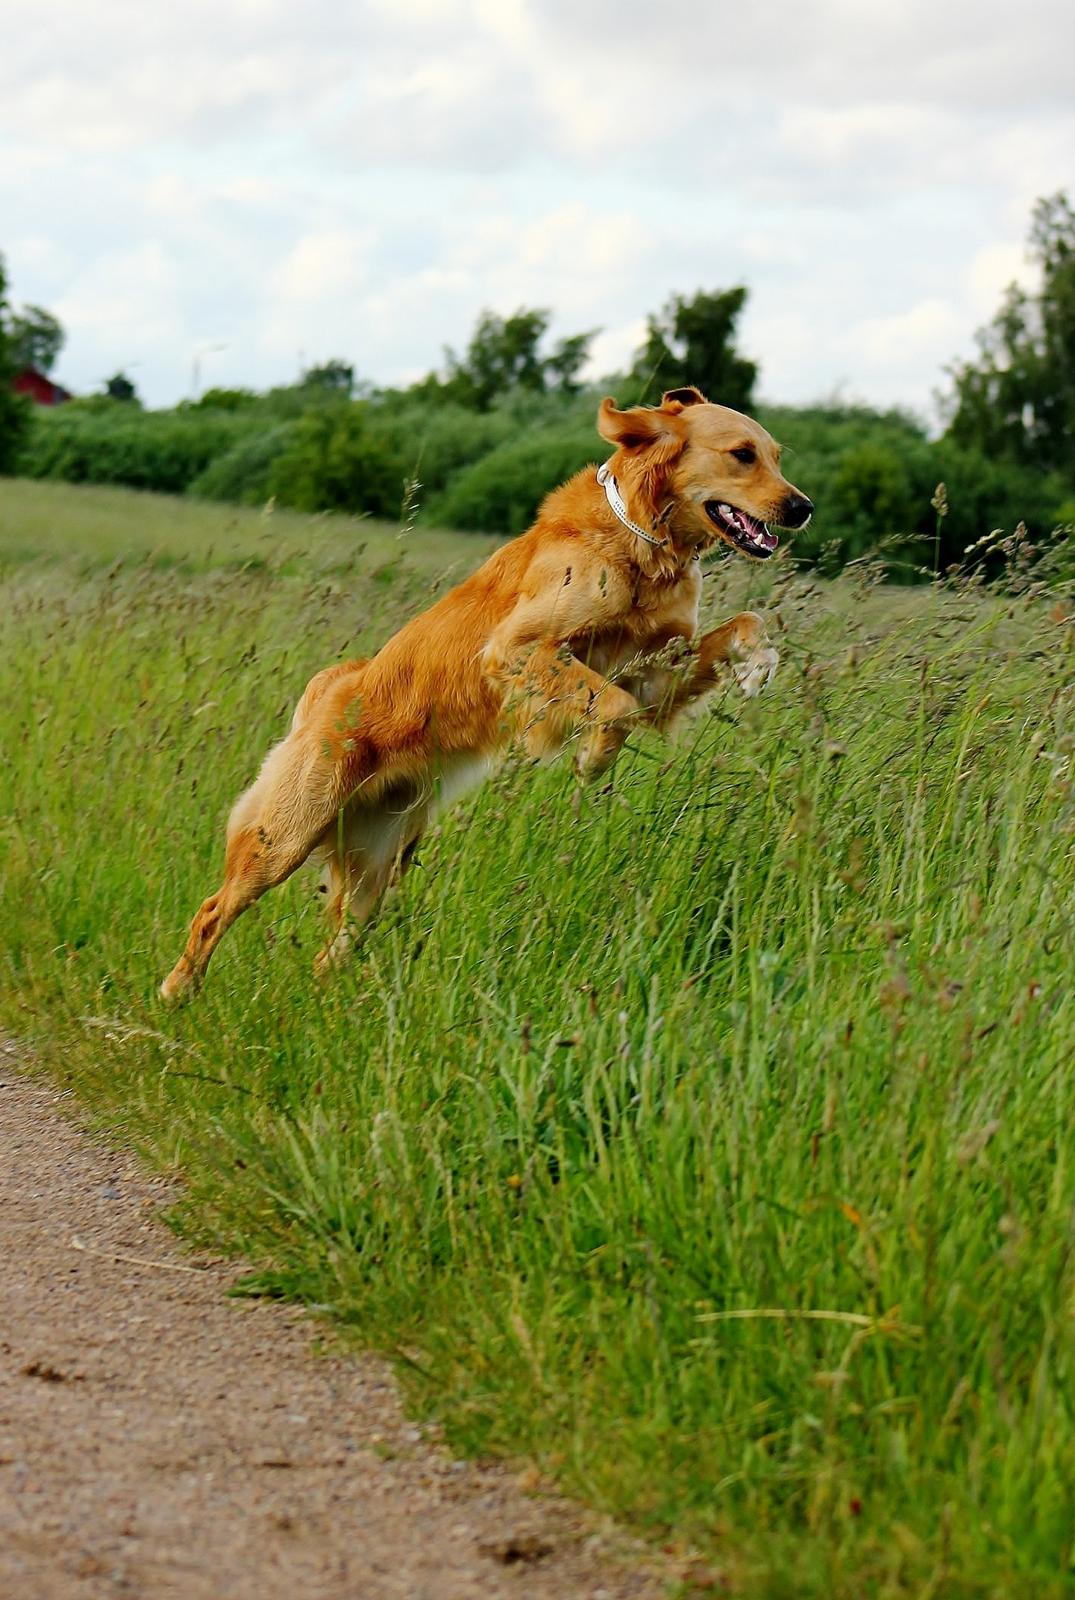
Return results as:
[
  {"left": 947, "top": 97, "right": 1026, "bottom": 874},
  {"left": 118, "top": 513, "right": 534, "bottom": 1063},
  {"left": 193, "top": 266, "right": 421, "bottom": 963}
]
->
[{"left": 191, "top": 342, "right": 228, "bottom": 400}]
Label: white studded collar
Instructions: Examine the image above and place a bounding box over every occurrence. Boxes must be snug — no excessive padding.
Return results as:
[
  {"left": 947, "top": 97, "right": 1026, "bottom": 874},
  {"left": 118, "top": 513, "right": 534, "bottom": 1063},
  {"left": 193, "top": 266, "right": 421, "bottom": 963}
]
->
[{"left": 596, "top": 462, "right": 667, "bottom": 550}]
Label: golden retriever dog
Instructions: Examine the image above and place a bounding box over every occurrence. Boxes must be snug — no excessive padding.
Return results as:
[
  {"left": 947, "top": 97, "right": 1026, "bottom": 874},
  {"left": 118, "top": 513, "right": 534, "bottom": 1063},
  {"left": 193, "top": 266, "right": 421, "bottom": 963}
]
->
[{"left": 160, "top": 386, "right": 811, "bottom": 1000}]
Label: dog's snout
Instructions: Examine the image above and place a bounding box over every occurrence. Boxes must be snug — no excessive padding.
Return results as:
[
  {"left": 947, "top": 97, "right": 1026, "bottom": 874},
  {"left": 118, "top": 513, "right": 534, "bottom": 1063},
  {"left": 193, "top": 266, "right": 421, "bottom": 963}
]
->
[{"left": 780, "top": 493, "right": 813, "bottom": 529}]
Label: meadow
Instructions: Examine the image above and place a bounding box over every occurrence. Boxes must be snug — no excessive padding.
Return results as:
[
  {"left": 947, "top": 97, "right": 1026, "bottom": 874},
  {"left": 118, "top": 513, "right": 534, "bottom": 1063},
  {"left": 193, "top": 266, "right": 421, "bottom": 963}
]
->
[{"left": 3, "top": 476, "right": 1075, "bottom": 1597}]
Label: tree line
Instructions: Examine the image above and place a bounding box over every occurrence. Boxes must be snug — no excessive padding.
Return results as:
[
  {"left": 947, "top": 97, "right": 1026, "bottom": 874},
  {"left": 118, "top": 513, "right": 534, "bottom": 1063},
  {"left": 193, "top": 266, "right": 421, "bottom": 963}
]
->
[{"left": 2, "top": 193, "right": 1073, "bottom": 576}]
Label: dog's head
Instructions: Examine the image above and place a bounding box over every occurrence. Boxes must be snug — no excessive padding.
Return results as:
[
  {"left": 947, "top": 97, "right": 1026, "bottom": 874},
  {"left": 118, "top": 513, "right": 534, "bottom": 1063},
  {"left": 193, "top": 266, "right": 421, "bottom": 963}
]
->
[{"left": 597, "top": 386, "right": 812, "bottom": 560}]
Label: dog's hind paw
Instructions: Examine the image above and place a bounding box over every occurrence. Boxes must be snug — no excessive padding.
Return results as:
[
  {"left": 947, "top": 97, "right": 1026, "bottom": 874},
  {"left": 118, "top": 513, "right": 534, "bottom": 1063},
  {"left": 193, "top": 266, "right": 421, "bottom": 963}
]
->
[{"left": 159, "top": 965, "right": 195, "bottom": 1004}]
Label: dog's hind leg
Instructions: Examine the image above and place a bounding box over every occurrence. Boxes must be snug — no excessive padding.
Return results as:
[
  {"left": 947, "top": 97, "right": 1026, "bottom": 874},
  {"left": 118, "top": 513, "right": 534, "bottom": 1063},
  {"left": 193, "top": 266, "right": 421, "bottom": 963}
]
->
[
  {"left": 313, "top": 850, "right": 392, "bottom": 978},
  {"left": 159, "top": 722, "right": 378, "bottom": 1002},
  {"left": 313, "top": 801, "right": 424, "bottom": 978},
  {"left": 160, "top": 829, "right": 303, "bottom": 1002}
]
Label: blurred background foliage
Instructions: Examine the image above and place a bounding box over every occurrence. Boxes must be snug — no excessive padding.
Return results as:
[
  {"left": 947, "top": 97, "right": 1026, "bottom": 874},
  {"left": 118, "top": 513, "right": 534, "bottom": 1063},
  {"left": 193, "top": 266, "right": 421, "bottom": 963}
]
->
[{"left": 3, "top": 192, "right": 1073, "bottom": 579}]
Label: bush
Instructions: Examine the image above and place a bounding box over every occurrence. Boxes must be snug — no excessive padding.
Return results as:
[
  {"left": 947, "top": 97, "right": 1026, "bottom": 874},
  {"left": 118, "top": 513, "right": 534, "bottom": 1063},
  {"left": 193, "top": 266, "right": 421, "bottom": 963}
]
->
[
  {"left": 368, "top": 402, "right": 517, "bottom": 498},
  {"left": 10, "top": 380, "right": 1071, "bottom": 575},
  {"left": 755, "top": 405, "right": 1069, "bottom": 576},
  {"left": 268, "top": 403, "right": 406, "bottom": 518},
  {"left": 181, "top": 387, "right": 261, "bottom": 412},
  {"left": 426, "top": 422, "right": 599, "bottom": 533},
  {"left": 17, "top": 407, "right": 258, "bottom": 494},
  {"left": 187, "top": 422, "right": 297, "bottom": 505},
  {"left": 826, "top": 442, "right": 920, "bottom": 556},
  {"left": 926, "top": 444, "right": 1067, "bottom": 566}
]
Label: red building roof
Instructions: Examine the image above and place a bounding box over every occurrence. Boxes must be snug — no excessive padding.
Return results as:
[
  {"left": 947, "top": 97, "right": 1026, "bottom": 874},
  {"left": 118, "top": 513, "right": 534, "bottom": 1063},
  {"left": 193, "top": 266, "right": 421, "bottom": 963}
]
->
[{"left": 13, "top": 367, "right": 71, "bottom": 406}]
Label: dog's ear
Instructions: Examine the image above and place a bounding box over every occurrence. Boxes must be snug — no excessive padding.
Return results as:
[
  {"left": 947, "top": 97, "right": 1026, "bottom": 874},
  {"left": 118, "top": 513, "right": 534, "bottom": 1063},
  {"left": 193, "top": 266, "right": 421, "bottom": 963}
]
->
[
  {"left": 597, "top": 397, "right": 690, "bottom": 526},
  {"left": 598, "top": 396, "right": 684, "bottom": 450},
  {"left": 660, "top": 386, "right": 708, "bottom": 411}
]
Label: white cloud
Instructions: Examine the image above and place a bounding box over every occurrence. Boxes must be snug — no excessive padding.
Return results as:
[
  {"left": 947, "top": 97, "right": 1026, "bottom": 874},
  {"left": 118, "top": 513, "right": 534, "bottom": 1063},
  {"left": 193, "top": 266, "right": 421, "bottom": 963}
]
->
[
  {"left": 51, "top": 242, "right": 185, "bottom": 385},
  {"left": 270, "top": 230, "right": 377, "bottom": 304},
  {"left": 583, "top": 320, "right": 648, "bottom": 386},
  {"left": 966, "top": 242, "right": 1039, "bottom": 316},
  {"left": 1, "top": 0, "right": 1071, "bottom": 410},
  {"left": 851, "top": 299, "right": 963, "bottom": 366}
]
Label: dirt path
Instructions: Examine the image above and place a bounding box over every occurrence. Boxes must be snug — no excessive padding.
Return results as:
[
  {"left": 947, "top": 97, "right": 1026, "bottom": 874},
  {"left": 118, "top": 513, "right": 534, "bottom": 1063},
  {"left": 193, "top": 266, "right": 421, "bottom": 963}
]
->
[{"left": 0, "top": 1060, "right": 664, "bottom": 1600}]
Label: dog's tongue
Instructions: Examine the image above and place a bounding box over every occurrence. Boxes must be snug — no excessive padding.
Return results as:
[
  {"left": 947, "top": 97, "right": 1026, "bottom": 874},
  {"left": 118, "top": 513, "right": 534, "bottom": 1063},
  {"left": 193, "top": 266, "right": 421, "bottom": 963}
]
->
[{"left": 718, "top": 503, "right": 779, "bottom": 551}]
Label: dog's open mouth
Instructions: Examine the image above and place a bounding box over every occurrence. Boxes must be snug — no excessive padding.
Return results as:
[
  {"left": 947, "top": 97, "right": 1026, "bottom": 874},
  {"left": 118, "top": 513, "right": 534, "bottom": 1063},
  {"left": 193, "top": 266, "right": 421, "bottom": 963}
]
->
[{"left": 704, "top": 501, "right": 779, "bottom": 559}]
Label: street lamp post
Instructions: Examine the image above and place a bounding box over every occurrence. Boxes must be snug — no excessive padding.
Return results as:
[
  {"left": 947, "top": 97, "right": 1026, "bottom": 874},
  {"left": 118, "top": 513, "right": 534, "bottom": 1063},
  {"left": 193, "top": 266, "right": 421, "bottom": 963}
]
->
[{"left": 191, "top": 343, "right": 229, "bottom": 400}]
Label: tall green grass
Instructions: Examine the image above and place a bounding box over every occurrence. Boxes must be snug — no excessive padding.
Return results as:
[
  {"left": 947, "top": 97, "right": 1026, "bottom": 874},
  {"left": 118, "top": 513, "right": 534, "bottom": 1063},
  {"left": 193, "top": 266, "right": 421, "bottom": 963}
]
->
[{"left": 2, "top": 479, "right": 1075, "bottom": 1596}]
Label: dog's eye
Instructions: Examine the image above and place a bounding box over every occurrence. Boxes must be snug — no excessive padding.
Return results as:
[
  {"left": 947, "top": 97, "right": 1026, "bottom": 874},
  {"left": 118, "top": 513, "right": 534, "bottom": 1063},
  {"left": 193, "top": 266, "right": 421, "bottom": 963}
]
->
[{"left": 730, "top": 446, "right": 756, "bottom": 464}]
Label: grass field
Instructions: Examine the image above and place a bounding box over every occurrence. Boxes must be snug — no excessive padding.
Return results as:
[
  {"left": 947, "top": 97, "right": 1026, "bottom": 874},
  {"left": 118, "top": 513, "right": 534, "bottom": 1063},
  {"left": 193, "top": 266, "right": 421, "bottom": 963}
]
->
[{"left": 3, "top": 477, "right": 1075, "bottom": 1596}]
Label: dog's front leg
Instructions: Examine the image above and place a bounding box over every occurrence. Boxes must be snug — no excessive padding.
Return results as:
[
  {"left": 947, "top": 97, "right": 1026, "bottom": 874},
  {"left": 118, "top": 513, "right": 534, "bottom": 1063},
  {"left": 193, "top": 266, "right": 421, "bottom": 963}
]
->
[
  {"left": 505, "top": 643, "right": 641, "bottom": 780},
  {"left": 485, "top": 558, "right": 645, "bottom": 782},
  {"left": 639, "top": 612, "right": 778, "bottom": 726},
  {"left": 712, "top": 611, "right": 780, "bottom": 700}
]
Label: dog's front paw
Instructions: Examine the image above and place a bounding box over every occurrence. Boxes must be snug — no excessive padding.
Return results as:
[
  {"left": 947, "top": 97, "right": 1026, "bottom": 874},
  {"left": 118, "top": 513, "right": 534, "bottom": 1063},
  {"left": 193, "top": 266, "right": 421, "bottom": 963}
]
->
[{"left": 732, "top": 646, "right": 779, "bottom": 698}]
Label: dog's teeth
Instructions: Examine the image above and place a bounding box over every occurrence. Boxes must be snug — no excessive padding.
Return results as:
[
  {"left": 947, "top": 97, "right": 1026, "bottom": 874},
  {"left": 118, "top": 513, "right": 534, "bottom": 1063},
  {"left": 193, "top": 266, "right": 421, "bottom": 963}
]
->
[{"left": 719, "top": 504, "right": 732, "bottom": 516}]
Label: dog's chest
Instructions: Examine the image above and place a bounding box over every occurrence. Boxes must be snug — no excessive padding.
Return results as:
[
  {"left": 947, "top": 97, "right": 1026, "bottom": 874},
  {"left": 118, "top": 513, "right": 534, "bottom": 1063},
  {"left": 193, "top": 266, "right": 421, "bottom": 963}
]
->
[
  {"left": 628, "top": 562, "right": 702, "bottom": 638},
  {"left": 579, "top": 566, "right": 701, "bottom": 674}
]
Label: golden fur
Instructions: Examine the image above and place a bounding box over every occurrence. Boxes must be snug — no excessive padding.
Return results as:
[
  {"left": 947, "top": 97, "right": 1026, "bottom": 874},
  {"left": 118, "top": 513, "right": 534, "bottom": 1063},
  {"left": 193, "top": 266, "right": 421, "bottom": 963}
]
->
[{"left": 160, "top": 387, "right": 811, "bottom": 999}]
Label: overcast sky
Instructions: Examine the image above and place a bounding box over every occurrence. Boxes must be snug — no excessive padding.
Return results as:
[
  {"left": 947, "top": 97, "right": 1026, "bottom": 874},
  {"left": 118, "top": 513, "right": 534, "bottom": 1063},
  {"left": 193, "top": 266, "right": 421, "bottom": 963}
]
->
[{"left": 2, "top": 0, "right": 1072, "bottom": 417}]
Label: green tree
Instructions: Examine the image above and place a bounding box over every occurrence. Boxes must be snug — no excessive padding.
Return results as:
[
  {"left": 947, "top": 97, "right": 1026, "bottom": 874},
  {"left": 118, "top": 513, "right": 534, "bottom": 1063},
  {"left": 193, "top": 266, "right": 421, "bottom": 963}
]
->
[
  {"left": 185, "top": 386, "right": 260, "bottom": 412},
  {"left": 10, "top": 304, "right": 64, "bottom": 373},
  {"left": 433, "top": 308, "right": 597, "bottom": 411},
  {"left": 945, "top": 192, "right": 1075, "bottom": 478},
  {"left": 104, "top": 371, "right": 140, "bottom": 404},
  {"left": 544, "top": 330, "right": 595, "bottom": 395},
  {"left": 301, "top": 359, "right": 356, "bottom": 397},
  {"left": 631, "top": 287, "right": 757, "bottom": 410},
  {"left": 0, "top": 253, "right": 32, "bottom": 471},
  {"left": 444, "top": 308, "right": 550, "bottom": 409}
]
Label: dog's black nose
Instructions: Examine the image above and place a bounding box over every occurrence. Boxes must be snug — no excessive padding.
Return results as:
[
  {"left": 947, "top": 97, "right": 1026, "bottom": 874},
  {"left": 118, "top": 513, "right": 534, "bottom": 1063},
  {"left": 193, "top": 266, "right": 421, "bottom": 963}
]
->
[{"left": 781, "top": 493, "right": 813, "bottom": 529}]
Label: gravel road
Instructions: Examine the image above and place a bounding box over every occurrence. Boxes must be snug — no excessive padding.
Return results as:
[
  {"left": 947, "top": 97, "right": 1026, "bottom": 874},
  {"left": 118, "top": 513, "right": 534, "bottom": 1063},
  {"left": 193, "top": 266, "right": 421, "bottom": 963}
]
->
[{"left": 0, "top": 1059, "right": 665, "bottom": 1599}]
